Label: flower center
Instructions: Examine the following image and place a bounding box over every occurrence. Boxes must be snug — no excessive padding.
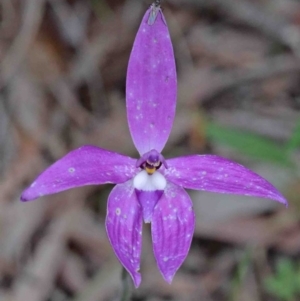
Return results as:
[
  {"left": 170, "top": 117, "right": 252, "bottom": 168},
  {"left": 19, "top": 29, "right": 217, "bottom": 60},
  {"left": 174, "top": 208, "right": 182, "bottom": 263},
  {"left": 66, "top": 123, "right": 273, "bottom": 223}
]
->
[
  {"left": 144, "top": 160, "right": 161, "bottom": 175},
  {"left": 136, "top": 149, "right": 168, "bottom": 175},
  {"left": 134, "top": 151, "right": 167, "bottom": 222},
  {"left": 133, "top": 170, "right": 166, "bottom": 191}
]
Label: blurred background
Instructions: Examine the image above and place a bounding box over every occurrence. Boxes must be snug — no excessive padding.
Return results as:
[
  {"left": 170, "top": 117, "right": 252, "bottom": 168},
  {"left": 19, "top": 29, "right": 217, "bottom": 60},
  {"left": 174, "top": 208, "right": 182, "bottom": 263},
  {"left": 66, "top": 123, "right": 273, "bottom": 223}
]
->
[{"left": 0, "top": 0, "right": 300, "bottom": 300}]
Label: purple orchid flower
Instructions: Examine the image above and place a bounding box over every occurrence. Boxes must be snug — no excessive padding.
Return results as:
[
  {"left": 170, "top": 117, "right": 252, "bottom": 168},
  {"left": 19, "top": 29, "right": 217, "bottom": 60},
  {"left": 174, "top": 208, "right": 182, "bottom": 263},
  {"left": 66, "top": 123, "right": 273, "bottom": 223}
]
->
[{"left": 21, "top": 5, "right": 287, "bottom": 288}]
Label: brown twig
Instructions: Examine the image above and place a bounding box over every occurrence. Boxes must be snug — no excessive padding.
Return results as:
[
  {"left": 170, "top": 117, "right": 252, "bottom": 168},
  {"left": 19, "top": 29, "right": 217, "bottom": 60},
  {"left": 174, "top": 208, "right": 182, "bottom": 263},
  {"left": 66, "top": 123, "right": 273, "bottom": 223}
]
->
[
  {"left": 0, "top": 0, "right": 45, "bottom": 88},
  {"left": 169, "top": 0, "right": 300, "bottom": 57}
]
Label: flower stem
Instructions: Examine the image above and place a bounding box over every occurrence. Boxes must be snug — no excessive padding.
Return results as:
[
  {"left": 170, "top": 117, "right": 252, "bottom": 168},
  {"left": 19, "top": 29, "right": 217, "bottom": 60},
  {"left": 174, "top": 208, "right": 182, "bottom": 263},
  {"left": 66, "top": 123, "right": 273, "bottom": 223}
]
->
[{"left": 120, "top": 267, "right": 133, "bottom": 301}]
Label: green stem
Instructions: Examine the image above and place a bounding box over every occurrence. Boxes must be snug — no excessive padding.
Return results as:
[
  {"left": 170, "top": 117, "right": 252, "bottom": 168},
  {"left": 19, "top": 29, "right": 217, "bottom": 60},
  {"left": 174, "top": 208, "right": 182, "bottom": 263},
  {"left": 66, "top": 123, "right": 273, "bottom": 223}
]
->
[{"left": 120, "top": 267, "right": 133, "bottom": 301}]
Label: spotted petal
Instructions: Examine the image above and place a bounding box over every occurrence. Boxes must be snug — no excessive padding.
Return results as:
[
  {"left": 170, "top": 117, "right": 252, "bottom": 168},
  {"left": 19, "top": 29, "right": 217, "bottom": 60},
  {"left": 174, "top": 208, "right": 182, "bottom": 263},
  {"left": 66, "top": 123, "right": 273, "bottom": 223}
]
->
[
  {"left": 126, "top": 7, "right": 177, "bottom": 155},
  {"left": 105, "top": 182, "right": 143, "bottom": 287},
  {"left": 21, "top": 146, "right": 137, "bottom": 201},
  {"left": 151, "top": 183, "right": 195, "bottom": 283},
  {"left": 164, "top": 155, "right": 287, "bottom": 206}
]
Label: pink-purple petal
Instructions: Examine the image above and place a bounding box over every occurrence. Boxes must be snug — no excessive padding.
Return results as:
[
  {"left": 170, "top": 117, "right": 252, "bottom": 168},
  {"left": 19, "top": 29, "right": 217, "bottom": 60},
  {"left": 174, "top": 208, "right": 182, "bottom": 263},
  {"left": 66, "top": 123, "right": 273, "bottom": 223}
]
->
[
  {"left": 21, "top": 146, "right": 137, "bottom": 201},
  {"left": 135, "top": 190, "right": 163, "bottom": 223},
  {"left": 105, "top": 182, "right": 143, "bottom": 288},
  {"left": 164, "top": 155, "right": 287, "bottom": 206},
  {"left": 151, "top": 183, "right": 195, "bottom": 283},
  {"left": 126, "top": 7, "right": 177, "bottom": 155}
]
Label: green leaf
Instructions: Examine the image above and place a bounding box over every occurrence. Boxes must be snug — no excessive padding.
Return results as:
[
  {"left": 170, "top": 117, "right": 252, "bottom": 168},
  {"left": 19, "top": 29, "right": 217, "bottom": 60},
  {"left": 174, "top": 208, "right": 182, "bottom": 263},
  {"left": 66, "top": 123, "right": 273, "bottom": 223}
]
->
[
  {"left": 264, "top": 258, "right": 300, "bottom": 301},
  {"left": 206, "top": 122, "right": 291, "bottom": 167},
  {"left": 286, "top": 119, "right": 300, "bottom": 152}
]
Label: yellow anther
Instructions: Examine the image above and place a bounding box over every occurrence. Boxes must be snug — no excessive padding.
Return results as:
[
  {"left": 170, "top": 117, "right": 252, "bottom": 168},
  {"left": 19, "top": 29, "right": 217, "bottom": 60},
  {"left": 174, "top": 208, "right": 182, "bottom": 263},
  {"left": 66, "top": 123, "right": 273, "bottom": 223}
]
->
[{"left": 145, "top": 166, "right": 156, "bottom": 175}]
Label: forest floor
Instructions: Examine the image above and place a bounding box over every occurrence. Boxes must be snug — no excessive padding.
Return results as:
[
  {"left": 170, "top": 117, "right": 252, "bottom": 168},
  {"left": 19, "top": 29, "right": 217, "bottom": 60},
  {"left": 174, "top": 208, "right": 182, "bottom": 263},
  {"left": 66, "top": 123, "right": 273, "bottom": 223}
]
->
[{"left": 0, "top": 0, "right": 300, "bottom": 300}]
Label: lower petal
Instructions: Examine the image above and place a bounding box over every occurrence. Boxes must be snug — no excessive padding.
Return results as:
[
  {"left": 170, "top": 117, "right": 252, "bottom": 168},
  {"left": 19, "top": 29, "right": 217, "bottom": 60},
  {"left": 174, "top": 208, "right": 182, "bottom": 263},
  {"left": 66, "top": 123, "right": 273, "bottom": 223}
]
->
[
  {"left": 105, "top": 182, "right": 143, "bottom": 288},
  {"left": 135, "top": 190, "right": 163, "bottom": 223},
  {"left": 151, "top": 183, "right": 195, "bottom": 283}
]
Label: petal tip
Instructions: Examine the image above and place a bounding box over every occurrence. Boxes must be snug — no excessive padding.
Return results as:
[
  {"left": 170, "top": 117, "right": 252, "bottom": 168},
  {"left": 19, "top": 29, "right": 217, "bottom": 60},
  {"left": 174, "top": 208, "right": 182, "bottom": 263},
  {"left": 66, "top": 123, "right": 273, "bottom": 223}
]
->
[
  {"left": 20, "top": 194, "right": 28, "bottom": 202},
  {"left": 132, "top": 272, "right": 142, "bottom": 288},
  {"left": 163, "top": 273, "right": 174, "bottom": 284},
  {"left": 273, "top": 192, "right": 288, "bottom": 207},
  {"left": 20, "top": 185, "right": 43, "bottom": 202},
  {"left": 20, "top": 189, "right": 35, "bottom": 202}
]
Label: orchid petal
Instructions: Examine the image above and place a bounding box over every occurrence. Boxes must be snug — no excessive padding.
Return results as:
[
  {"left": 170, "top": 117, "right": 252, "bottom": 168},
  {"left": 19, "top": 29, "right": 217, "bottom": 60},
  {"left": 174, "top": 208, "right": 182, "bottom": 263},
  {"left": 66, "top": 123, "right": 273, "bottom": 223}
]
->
[
  {"left": 21, "top": 146, "right": 137, "bottom": 201},
  {"left": 133, "top": 170, "right": 166, "bottom": 222},
  {"left": 105, "top": 181, "right": 143, "bottom": 288},
  {"left": 165, "top": 155, "right": 287, "bottom": 206},
  {"left": 151, "top": 183, "right": 195, "bottom": 283},
  {"left": 126, "top": 7, "right": 177, "bottom": 155},
  {"left": 135, "top": 190, "right": 163, "bottom": 223}
]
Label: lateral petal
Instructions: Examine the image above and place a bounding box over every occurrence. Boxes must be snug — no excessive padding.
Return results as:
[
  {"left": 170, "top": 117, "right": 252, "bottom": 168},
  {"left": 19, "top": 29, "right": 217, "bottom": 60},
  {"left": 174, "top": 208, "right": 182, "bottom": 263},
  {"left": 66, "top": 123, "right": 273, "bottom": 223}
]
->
[
  {"left": 105, "top": 182, "right": 143, "bottom": 288},
  {"left": 126, "top": 6, "right": 177, "bottom": 155},
  {"left": 21, "top": 145, "right": 137, "bottom": 201},
  {"left": 151, "top": 183, "right": 195, "bottom": 283},
  {"left": 164, "top": 155, "right": 287, "bottom": 206}
]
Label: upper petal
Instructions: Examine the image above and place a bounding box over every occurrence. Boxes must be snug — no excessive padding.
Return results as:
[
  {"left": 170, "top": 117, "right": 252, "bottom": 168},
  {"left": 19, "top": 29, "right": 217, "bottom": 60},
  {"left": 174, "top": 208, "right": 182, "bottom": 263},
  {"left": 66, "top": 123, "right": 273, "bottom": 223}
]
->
[
  {"left": 21, "top": 146, "right": 137, "bottom": 201},
  {"left": 126, "top": 7, "right": 177, "bottom": 155},
  {"left": 151, "top": 183, "right": 195, "bottom": 283},
  {"left": 105, "top": 181, "right": 143, "bottom": 288},
  {"left": 164, "top": 155, "right": 287, "bottom": 206}
]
